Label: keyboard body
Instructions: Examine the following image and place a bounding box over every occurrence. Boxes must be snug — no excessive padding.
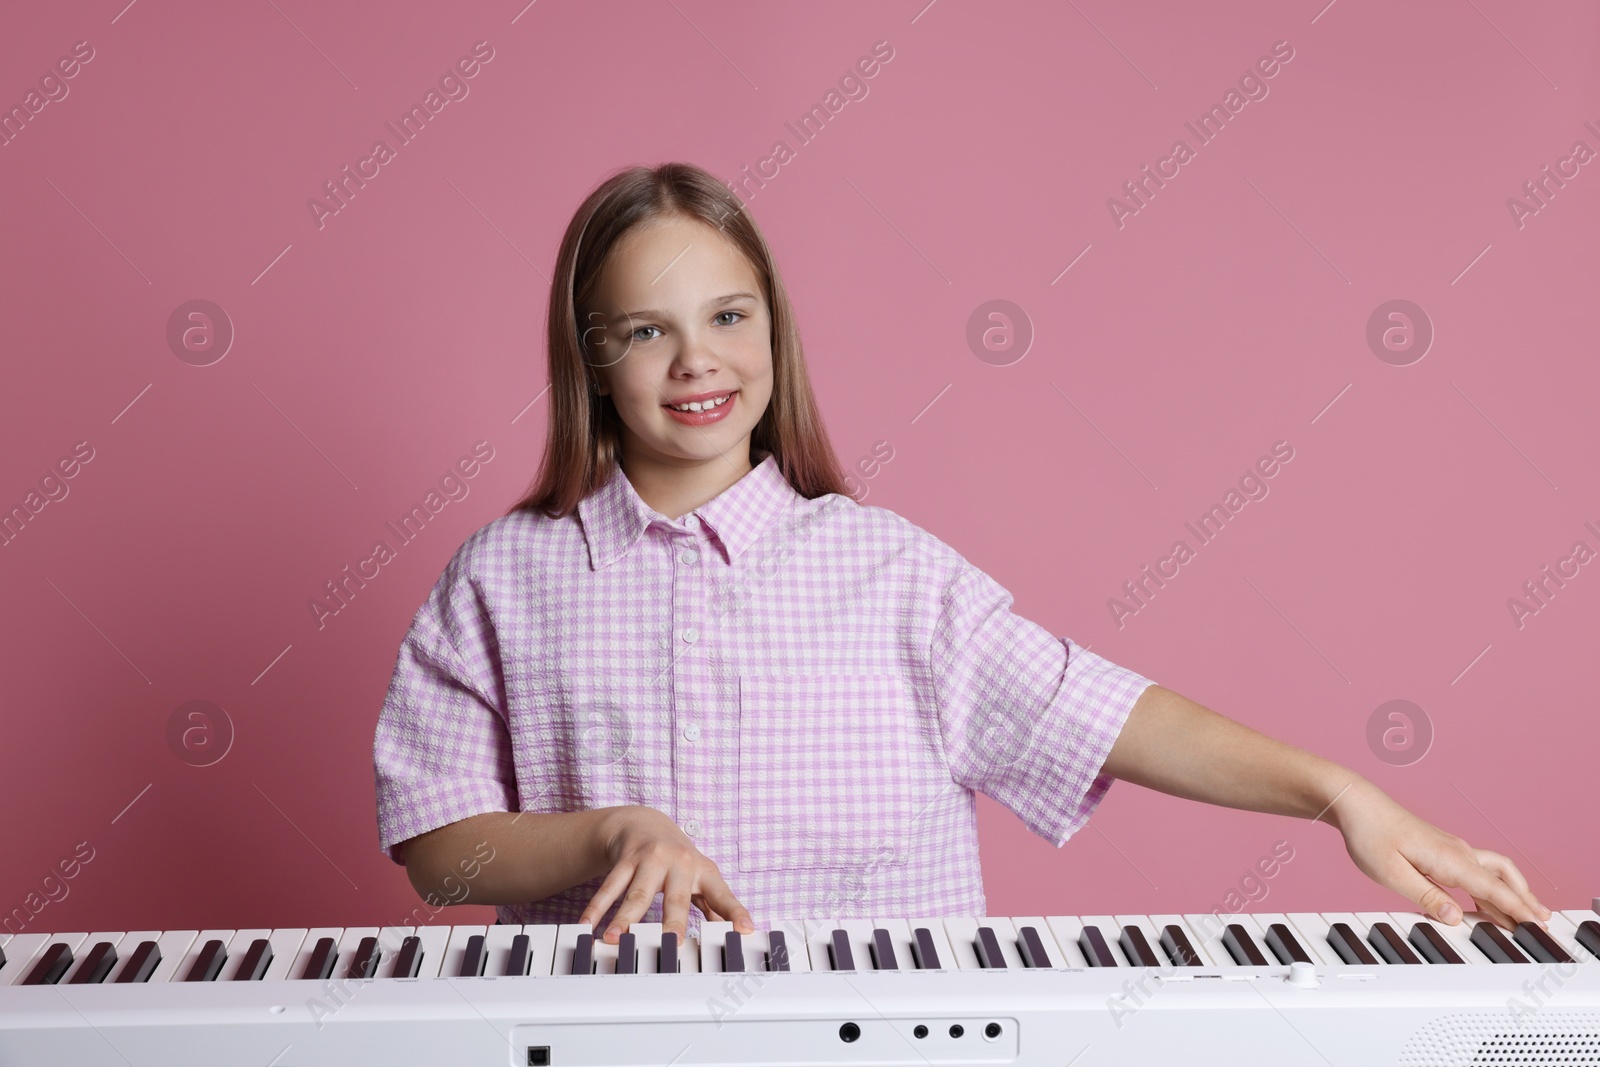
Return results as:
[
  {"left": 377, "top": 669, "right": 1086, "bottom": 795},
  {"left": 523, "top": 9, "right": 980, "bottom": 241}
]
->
[{"left": 3, "top": 907, "right": 1600, "bottom": 1066}]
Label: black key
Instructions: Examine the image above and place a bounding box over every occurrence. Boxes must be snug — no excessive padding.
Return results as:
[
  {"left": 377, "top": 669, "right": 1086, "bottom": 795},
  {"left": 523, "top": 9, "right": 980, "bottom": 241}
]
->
[
  {"left": 23, "top": 943, "right": 73, "bottom": 985},
  {"left": 1160, "top": 924, "right": 1202, "bottom": 967},
  {"left": 975, "top": 926, "right": 1007, "bottom": 969},
  {"left": 1078, "top": 926, "right": 1118, "bottom": 967},
  {"left": 68, "top": 942, "right": 118, "bottom": 985},
  {"left": 1408, "top": 923, "right": 1464, "bottom": 965},
  {"left": 459, "top": 934, "right": 487, "bottom": 977},
  {"left": 571, "top": 933, "right": 595, "bottom": 975},
  {"left": 1118, "top": 926, "right": 1161, "bottom": 967},
  {"left": 870, "top": 928, "right": 898, "bottom": 971},
  {"left": 660, "top": 931, "right": 680, "bottom": 974},
  {"left": 1019, "top": 925, "right": 1056, "bottom": 968},
  {"left": 346, "top": 936, "right": 380, "bottom": 979},
  {"left": 1514, "top": 923, "right": 1574, "bottom": 964},
  {"left": 723, "top": 930, "right": 745, "bottom": 972},
  {"left": 1223, "top": 924, "right": 1269, "bottom": 966},
  {"left": 829, "top": 929, "right": 856, "bottom": 971},
  {"left": 303, "top": 936, "right": 338, "bottom": 980},
  {"left": 911, "top": 927, "right": 940, "bottom": 970},
  {"left": 114, "top": 940, "right": 161, "bottom": 983},
  {"left": 185, "top": 939, "right": 227, "bottom": 982},
  {"left": 616, "top": 932, "right": 637, "bottom": 975},
  {"left": 393, "top": 936, "right": 423, "bottom": 978},
  {"left": 1264, "top": 923, "right": 1312, "bottom": 965},
  {"left": 1575, "top": 920, "right": 1600, "bottom": 960},
  {"left": 234, "top": 939, "right": 273, "bottom": 981},
  {"left": 1366, "top": 923, "right": 1420, "bottom": 964},
  {"left": 1471, "top": 921, "right": 1529, "bottom": 964},
  {"left": 766, "top": 930, "right": 790, "bottom": 973},
  {"left": 506, "top": 934, "right": 530, "bottom": 977},
  {"left": 0, "top": 942, "right": 5, "bottom": 973},
  {"left": 1326, "top": 923, "right": 1379, "bottom": 965}
]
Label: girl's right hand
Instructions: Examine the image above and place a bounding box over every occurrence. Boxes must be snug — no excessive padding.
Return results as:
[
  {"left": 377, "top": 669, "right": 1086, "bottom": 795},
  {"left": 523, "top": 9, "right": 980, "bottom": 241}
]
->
[{"left": 582, "top": 805, "right": 755, "bottom": 945}]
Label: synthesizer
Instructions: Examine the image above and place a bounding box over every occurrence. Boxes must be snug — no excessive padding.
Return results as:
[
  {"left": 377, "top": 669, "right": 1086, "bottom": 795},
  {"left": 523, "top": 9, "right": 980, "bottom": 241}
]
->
[{"left": 3, "top": 905, "right": 1599, "bottom": 1066}]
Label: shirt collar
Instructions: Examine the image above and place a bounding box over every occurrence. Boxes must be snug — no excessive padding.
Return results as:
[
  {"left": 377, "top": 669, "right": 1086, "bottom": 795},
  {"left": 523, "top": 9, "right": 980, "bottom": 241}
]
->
[{"left": 578, "top": 452, "right": 797, "bottom": 570}]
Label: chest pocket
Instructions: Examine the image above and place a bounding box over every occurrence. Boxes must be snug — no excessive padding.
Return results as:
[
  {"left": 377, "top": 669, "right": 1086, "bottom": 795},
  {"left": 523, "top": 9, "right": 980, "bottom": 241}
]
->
[{"left": 736, "top": 672, "right": 918, "bottom": 874}]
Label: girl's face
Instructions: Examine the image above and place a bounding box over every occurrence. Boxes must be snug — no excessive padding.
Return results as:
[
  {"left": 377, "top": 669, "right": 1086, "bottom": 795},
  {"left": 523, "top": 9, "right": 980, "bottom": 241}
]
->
[{"left": 587, "top": 213, "right": 774, "bottom": 471}]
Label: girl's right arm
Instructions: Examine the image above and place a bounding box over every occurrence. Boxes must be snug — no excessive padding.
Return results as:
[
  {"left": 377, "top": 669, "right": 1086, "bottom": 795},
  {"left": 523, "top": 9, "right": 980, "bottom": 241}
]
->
[{"left": 401, "top": 805, "right": 754, "bottom": 944}]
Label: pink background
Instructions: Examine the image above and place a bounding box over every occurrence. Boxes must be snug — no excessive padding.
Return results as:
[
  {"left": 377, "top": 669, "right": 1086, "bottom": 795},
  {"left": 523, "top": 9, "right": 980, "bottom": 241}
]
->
[{"left": 2, "top": 0, "right": 1596, "bottom": 938}]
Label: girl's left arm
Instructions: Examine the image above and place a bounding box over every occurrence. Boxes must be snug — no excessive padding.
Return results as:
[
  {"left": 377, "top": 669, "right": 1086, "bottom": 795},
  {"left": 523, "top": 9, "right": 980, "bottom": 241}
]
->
[{"left": 1100, "top": 683, "right": 1551, "bottom": 931}]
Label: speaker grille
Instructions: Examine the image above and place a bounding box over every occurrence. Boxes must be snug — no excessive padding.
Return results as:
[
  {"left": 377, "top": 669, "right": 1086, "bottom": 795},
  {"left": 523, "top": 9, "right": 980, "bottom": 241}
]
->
[{"left": 1400, "top": 1011, "right": 1600, "bottom": 1066}]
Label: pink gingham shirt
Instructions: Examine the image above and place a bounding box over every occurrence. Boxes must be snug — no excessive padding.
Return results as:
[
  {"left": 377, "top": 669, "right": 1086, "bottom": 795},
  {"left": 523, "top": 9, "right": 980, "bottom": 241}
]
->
[{"left": 373, "top": 452, "right": 1155, "bottom": 930}]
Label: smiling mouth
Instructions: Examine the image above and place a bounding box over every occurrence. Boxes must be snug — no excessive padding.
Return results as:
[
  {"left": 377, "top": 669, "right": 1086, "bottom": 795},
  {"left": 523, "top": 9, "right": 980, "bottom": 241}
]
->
[{"left": 663, "top": 391, "right": 736, "bottom": 413}]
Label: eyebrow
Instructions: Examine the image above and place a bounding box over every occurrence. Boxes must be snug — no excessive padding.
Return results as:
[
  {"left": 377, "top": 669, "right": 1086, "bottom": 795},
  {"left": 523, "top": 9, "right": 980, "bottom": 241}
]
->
[{"left": 613, "top": 291, "right": 760, "bottom": 324}]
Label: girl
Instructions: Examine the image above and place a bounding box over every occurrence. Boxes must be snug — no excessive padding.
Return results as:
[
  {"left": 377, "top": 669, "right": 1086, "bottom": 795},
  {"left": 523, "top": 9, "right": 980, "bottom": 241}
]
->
[{"left": 373, "top": 162, "right": 1549, "bottom": 949}]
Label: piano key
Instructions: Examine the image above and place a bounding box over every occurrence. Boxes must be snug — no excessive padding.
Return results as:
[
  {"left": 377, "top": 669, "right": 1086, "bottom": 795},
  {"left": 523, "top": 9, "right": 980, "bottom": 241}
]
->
[
  {"left": 614, "top": 932, "right": 637, "bottom": 975},
  {"left": 1366, "top": 922, "right": 1421, "bottom": 964},
  {"left": 869, "top": 928, "right": 898, "bottom": 971},
  {"left": 0, "top": 935, "right": 52, "bottom": 986},
  {"left": 113, "top": 940, "right": 161, "bottom": 983},
  {"left": 506, "top": 933, "right": 535, "bottom": 976},
  {"left": 333, "top": 928, "right": 381, "bottom": 979},
  {"left": 1278, "top": 915, "right": 1344, "bottom": 967},
  {"left": 23, "top": 942, "right": 75, "bottom": 985},
  {"left": 1385, "top": 913, "right": 1489, "bottom": 965},
  {"left": 829, "top": 929, "right": 856, "bottom": 971},
  {"left": 699, "top": 922, "right": 736, "bottom": 973},
  {"left": 302, "top": 936, "right": 340, "bottom": 980},
  {"left": 1259, "top": 923, "right": 1311, "bottom": 965},
  {"left": 392, "top": 936, "right": 424, "bottom": 978},
  {"left": 571, "top": 933, "right": 595, "bottom": 975},
  {"left": 725, "top": 930, "right": 746, "bottom": 972},
  {"left": 1145, "top": 915, "right": 1214, "bottom": 966},
  {"left": 346, "top": 936, "right": 380, "bottom": 979},
  {"left": 765, "top": 930, "right": 789, "bottom": 972},
  {"left": 1222, "top": 923, "right": 1270, "bottom": 966},
  {"left": 219, "top": 930, "right": 273, "bottom": 981},
  {"left": 1159, "top": 924, "right": 1203, "bottom": 967},
  {"left": 1407, "top": 922, "right": 1465, "bottom": 964},
  {"left": 482, "top": 924, "right": 536, "bottom": 976},
  {"left": 975, "top": 925, "right": 1009, "bottom": 969},
  {"left": 443, "top": 927, "right": 488, "bottom": 978},
  {"left": 1576, "top": 921, "right": 1600, "bottom": 961},
  {"left": 64, "top": 935, "right": 122, "bottom": 984},
  {"left": 286, "top": 928, "right": 343, "bottom": 983},
  {"left": 1107, "top": 921, "right": 1158, "bottom": 966},
  {"left": 1471, "top": 921, "right": 1530, "bottom": 964},
  {"left": 660, "top": 930, "right": 680, "bottom": 974},
  {"left": 621, "top": 924, "right": 697, "bottom": 974},
  {"left": 905, "top": 918, "right": 957, "bottom": 971},
  {"left": 403, "top": 925, "right": 458, "bottom": 979},
  {"left": 1043, "top": 917, "right": 1091, "bottom": 967},
  {"left": 911, "top": 927, "right": 941, "bottom": 970},
  {"left": 1078, "top": 925, "right": 1118, "bottom": 967},
  {"left": 233, "top": 939, "right": 273, "bottom": 981},
  {"left": 1018, "top": 925, "right": 1058, "bottom": 968},
  {"left": 184, "top": 939, "right": 228, "bottom": 982},
  {"left": 942, "top": 917, "right": 1026, "bottom": 970},
  {"left": 1514, "top": 922, "right": 1574, "bottom": 964},
  {"left": 1182, "top": 913, "right": 1241, "bottom": 967},
  {"left": 1325, "top": 922, "right": 1380, "bottom": 965}
]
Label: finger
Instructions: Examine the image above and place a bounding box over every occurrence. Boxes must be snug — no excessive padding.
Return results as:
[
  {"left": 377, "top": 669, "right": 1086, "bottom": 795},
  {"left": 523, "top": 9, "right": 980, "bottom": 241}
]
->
[
  {"left": 1437, "top": 853, "right": 1544, "bottom": 931},
  {"left": 578, "top": 859, "right": 637, "bottom": 930},
  {"left": 1377, "top": 853, "right": 1465, "bottom": 925},
  {"left": 661, "top": 869, "right": 695, "bottom": 943},
  {"left": 604, "top": 866, "right": 666, "bottom": 944},
  {"left": 1473, "top": 849, "right": 1550, "bottom": 924},
  {"left": 698, "top": 870, "right": 756, "bottom": 933},
  {"left": 1472, "top": 896, "right": 1518, "bottom": 932}
]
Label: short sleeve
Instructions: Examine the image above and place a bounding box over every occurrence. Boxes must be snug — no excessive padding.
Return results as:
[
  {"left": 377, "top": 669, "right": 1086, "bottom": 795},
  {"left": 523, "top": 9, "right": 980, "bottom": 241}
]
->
[
  {"left": 373, "top": 553, "right": 517, "bottom": 865},
  {"left": 930, "top": 559, "right": 1156, "bottom": 847}
]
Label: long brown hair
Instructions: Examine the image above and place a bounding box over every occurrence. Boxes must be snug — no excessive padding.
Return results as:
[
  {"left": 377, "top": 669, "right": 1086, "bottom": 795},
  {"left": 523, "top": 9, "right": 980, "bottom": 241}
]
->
[{"left": 506, "top": 162, "right": 852, "bottom": 519}]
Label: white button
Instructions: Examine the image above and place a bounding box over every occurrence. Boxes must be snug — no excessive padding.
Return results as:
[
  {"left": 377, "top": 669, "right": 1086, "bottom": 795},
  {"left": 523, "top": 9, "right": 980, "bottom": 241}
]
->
[
  {"left": 681, "top": 627, "right": 699, "bottom": 643},
  {"left": 683, "top": 723, "right": 701, "bottom": 741},
  {"left": 679, "top": 549, "right": 699, "bottom": 565},
  {"left": 683, "top": 819, "right": 701, "bottom": 837},
  {"left": 685, "top": 515, "right": 699, "bottom": 528}
]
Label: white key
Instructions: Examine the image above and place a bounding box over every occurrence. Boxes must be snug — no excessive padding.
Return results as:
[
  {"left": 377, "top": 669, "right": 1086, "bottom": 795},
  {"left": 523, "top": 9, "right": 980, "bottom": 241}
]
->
[
  {"left": 1145, "top": 915, "right": 1214, "bottom": 967},
  {"left": 1182, "top": 913, "right": 1237, "bottom": 966},
  {"left": 554, "top": 923, "right": 597, "bottom": 975},
  {"left": 700, "top": 921, "right": 737, "bottom": 973},
  {"left": 501, "top": 924, "right": 558, "bottom": 977},
  {"left": 482, "top": 924, "right": 529, "bottom": 976},
  {"left": 287, "top": 928, "right": 345, "bottom": 982},
  {"left": 365, "top": 926, "right": 414, "bottom": 978},
  {"left": 442, "top": 925, "right": 489, "bottom": 977},
  {"left": 803, "top": 919, "right": 873, "bottom": 972},
  {"left": 0, "top": 935, "right": 52, "bottom": 986},
  {"left": 401, "top": 925, "right": 455, "bottom": 978},
  {"left": 257, "top": 929, "right": 309, "bottom": 981},
  {"left": 174, "top": 930, "right": 234, "bottom": 982},
  {"left": 1044, "top": 915, "right": 1090, "bottom": 967}
]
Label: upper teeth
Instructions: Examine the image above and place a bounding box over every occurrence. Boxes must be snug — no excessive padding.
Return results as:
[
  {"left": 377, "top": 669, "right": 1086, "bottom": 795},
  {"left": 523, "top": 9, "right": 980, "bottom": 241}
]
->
[{"left": 671, "top": 394, "right": 730, "bottom": 412}]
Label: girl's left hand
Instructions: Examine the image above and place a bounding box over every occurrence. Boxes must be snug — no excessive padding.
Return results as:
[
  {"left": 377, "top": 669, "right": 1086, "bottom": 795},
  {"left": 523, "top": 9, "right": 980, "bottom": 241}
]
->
[{"left": 1330, "top": 780, "right": 1552, "bottom": 931}]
